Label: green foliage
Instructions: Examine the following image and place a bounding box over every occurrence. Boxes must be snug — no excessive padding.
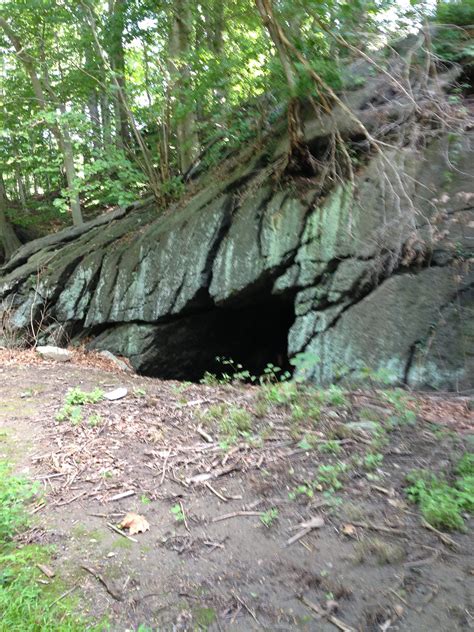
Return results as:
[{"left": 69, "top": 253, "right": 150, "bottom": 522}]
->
[
  {"left": 383, "top": 388, "right": 417, "bottom": 426},
  {"left": 56, "top": 387, "right": 103, "bottom": 423},
  {"left": 201, "top": 403, "right": 253, "bottom": 447},
  {"left": 315, "top": 463, "right": 347, "bottom": 492},
  {"left": 436, "top": 0, "right": 474, "bottom": 27},
  {"left": 0, "top": 460, "right": 100, "bottom": 630},
  {"left": 260, "top": 507, "right": 279, "bottom": 528},
  {"left": 170, "top": 503, "right": 185, "bottom": 523},
  {"left": 406, "top": 454, "right": 474, "bottom": 531},
  {"left": 65, "top": 387, "right": 103, "bottom": 405},
  {"left": 0, "top": 463, "right": 36, "bottom": 540},
  {"left": 363, "top": 452, "right": 383, "bottom": 471}
]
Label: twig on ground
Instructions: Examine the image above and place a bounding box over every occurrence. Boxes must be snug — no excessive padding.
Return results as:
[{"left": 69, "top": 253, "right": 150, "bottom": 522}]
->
[
  {"left": 350, "top": 521, "right": 406, "bottom": 536},
  {"left": 212, "top": 510, "right": 263, "bottom": 523},
  {"left": 107, "top": 522, "right": 138, "bottom": 543},
  {"left": 48, "top": 583, "right": 79, "bottom": 608},
  {"left": 160, "top": 448, "right": 172, "bottom": 485},
  {"left": 299, "top": 595, "right": 356, "bottom": 632},
  {"left": 421, "top": 519, "right": 459, "bottom": 549},
  {"left": 54, "top": 489, "right": 89, "bottom": 506},
  {"left": 232, "top": 590, "right": 260, "bottom": 625},
  {"left": 81, "top": 565, "right": 123, "bottom": 601},
  {"left": 196, "top": 426, "right": 213, "bottom": 443},
  {"left": 205, "top": 482, "right": 228, "bottom": 502},
  {"left": 109, "top": 490, "right": 135, "bottom": 501},
  {"left": 287, "top": 516, "right": 324, "bottom": 547},
  {"left": 180, "top": 500, "right": 190, "bottom": 532}
]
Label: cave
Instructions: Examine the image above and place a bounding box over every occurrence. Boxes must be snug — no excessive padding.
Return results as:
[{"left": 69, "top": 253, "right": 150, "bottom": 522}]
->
[{"left": 138, "top": 293, "right": 296, "bottom": 382}]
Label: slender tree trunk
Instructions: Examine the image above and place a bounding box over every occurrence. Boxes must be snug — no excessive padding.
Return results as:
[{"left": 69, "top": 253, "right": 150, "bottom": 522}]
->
[
  {"left": 168, "top": 0, "right": 199, "bottom": 174},
  {"left": 0, "top": 17, "right": 83, "bottom": 226},
  {"left": 100, "top": 92, "right": 112, "bottom": 148},
  {"left": 0, "top": 175, "right": 21, "bottom": 260},
  {"left": 108, "top": 0, "right": 130, "bottom": 149},
  {"left": 88, "top": 92, "right": 102, "bottom": 153},
  {"left": 15, "top": 165, "right": 27, "bottom": 210}
]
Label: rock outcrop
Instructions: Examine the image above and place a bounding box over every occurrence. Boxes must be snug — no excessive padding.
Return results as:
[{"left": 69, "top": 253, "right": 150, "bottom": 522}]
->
[{"left": 1, "top": 62, "right": 473, "bottom": 389}]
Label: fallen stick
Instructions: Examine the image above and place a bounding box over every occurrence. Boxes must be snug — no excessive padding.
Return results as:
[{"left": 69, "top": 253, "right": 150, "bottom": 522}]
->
[
  {"left": 160, "top": 448, "right": 172, "bottom": 485},
  {"left": 232, "top": 590, "right": 260, "bottom": 625},
  {"left": 421, "top": 519, "right": 459, "bottom": 549},
  {"left": 187, "top": 464, "right": 240, "bottom": 485},
  {"left": 107, "top": 522, "right": 138, "bottom": 543},
  {"left": 350, "top": 521, "right": 406, "bottom": 536},
  {"left": 205, "top": 482, "right": 228, "bottom": 502},
  {"left": 212, "top": 510, "right": 263, "bottom": 523},
  {"left": 54, "top": 489, "right": 89, "bottom": 507},
  {"left": 196, "top": 426, "right": 214, "bottom": 443},
  {"left": 180, "top": 501, "right": 190, "bottom": 532},
  {"left": 81, "top": 565, "right": 123, "bottom": 601},
  {"left": 109, "top": 490, "right": 135, "bottom": 502},
  {"left": 48, "top": 583, "right": 79, "bottom": 608},
  {"left": 299, "top": 595, "right": 356, "bottom": 632},
  {"left": 287, "top": 516, "right": 325, "bottom": 547}
]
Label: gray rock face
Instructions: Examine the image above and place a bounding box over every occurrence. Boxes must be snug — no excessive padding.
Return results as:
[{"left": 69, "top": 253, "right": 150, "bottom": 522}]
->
[{"left": 1, "top": 83, "right": 473, "bottom": 389}]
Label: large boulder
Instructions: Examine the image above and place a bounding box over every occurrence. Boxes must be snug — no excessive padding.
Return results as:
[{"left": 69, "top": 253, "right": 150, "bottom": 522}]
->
[{"left": 1, "top": 62, "right": 472, "bottom": 389}]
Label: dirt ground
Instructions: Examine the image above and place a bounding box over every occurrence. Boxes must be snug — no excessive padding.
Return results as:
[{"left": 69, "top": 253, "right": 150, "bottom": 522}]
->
[{"left": 0, "top": 349, "right": 473, "bottom": 631}]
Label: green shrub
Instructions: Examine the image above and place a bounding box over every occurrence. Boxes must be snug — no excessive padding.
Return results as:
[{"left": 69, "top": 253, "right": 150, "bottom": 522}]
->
[{"left": 406, "top": 455, "right": 474, "bottom": 530}]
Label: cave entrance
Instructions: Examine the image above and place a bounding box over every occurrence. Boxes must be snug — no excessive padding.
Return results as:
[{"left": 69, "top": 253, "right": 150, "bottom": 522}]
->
[{"left": 142, "top": 293, "right": 296, "bottom": 382}]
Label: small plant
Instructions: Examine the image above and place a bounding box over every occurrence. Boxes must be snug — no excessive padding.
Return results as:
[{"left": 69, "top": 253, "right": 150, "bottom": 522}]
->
[
  {"left": 383, "top": 388, "right": 416, "bottom": 426},
  {"left": 363, "top": 453, "right": 383, "bottom": 471},
  {"left": 260, "top": 507, "right": 279, "bottom": 528},
  {"left": 406, "top": 455, "right": 473, "bottom": 531},
  {"left": 202, "top": 403, "right": 253, "bottom": 446},
  {"left": 170, "top": 503, "right": 185, "bottom": 523},
  {"left": 290, "top": 351, "right": 320, "bottom": 382},
  {"left": 260, "top": 363, "right": 291, "bottom": 384},
  {"left": 56, "top": 387, "right": 103, "bottom": 424},
  {"left": 315, "top": 463, "right": 347, "bottom": 492},
  {"left": 56, "top": 404, "right": 82, "bottom": 424},
  {"left": 289, "top": 483, "right": 314, "bottom": 500},
  {"left": 65, "top": 387, "right": 103, "bottom": 405},
  {"left": 318, "top": 440, "right": 342, "bottom": 455},
  {"left": 263, "top": 381, "right": 298, "bottom": 407},
  {"left": 323, "top": 385, "right": 348, "bottom": 407},
  {"left": 297, "top": 437, "right": 313, "bottom": 451},
  {"left": 88, "top": 413, "right": 102, "bottom": 427}
]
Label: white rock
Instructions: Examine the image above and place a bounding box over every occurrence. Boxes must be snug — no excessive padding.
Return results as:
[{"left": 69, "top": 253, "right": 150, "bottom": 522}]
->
[
  {"left": 103, "top": 387, "right": 128, "bottom": 401},
  {"left": 36, "top": 345, "right": 72, "bottom": 362}
]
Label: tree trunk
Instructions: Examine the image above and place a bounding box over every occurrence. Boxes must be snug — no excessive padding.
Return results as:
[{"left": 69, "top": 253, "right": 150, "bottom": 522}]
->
[
  {"left": 0, "top": 175, "right": 21, "bottom": 260},
  {"left": 108, "top": 0, "right": 130, "bottom": 149},
  {"left": 0, "top": 17, "right": 83, "bottom": 226},
  {"left": 168, "top": 0, "right": 199, "bottom": 174}
]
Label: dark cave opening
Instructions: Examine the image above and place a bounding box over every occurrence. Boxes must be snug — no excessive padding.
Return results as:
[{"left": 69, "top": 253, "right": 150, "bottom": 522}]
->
[{"left": 141, "top": 293, "right": 296, "bottom": 382}]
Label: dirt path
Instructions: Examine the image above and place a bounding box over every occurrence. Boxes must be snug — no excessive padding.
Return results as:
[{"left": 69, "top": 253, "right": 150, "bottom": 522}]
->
[{"left": 0, "top": 354, "right": 473, "bottom": 631}]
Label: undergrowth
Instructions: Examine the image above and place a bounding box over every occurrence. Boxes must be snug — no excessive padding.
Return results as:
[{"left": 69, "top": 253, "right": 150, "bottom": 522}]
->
[
  {"left": 0, "top": 461, "right": 100, "bottom": 631},
  {"left": 406, "top": 453, "right": 474, "bottom": 531}
]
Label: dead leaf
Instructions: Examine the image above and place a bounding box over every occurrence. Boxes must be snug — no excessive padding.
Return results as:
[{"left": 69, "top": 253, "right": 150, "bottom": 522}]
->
[
  {"left": 342, "top": 523, "right": 357, "bottom": 537},
  {"left": 119, "top": 512, "right": 150, "bottom": 535}
]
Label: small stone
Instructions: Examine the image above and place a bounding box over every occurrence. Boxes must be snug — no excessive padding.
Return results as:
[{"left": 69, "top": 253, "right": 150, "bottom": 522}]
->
[
  {"left": 36, "top": 345, "right": 72, "bottom": 362},
  {"left": 104, "top": 387, "right": 128, "bottom": 401}
]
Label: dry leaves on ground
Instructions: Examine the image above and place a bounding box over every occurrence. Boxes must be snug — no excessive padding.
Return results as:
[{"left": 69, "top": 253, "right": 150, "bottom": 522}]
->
[{"left": 119, "top": 512, "right": 150, "bottom": 535}]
